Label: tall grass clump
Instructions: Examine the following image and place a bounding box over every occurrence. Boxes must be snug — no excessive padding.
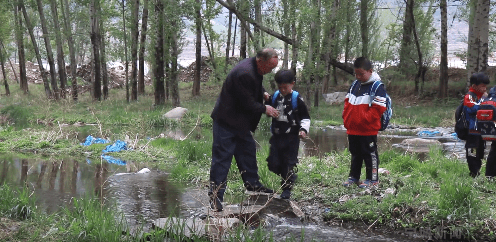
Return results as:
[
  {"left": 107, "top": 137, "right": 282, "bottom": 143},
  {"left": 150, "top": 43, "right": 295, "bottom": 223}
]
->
[
  {"left": 438, "top": 181, "right": 479, "bottom": 220},
  {"left": 59, "top": 197, "right": 131, "bottom": 242},
  {"left": 0, "top": 184, "right": 36, "bottom": 220}
]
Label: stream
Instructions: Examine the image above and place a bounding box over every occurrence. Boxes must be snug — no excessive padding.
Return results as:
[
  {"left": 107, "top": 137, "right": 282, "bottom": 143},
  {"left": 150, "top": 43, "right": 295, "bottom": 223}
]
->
[{"left": 0, "top": 127, "right": 466, "bottom": 241}]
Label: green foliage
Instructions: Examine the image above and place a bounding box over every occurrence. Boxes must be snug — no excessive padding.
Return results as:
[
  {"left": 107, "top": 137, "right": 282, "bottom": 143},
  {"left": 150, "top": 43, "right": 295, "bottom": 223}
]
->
[{"left": 0, "top": 184, "right": 36, "bottom": 220}]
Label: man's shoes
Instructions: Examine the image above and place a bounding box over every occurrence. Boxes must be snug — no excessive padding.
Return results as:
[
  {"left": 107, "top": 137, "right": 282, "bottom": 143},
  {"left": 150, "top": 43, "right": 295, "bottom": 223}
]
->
[
  {"left": 342, "top": 177, "right": 360, "bottom": 187},
  {"left": 280, "top": 189, "right": 291, "bottom": 199},
  {"left": 209, "top": 196, "right": 223, "bottom": 212},
  {"left": 358, "top": 179, "right": 379, "bottom": 188},
  {"left": 246, "top": 184, "right": 274, "bottom": 194}
]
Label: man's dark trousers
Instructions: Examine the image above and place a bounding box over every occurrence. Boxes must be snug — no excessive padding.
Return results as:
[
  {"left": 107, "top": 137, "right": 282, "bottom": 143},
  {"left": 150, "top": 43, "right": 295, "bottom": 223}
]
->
[{"left": 209, "top": 121, "right": 260, "bottom": 201}]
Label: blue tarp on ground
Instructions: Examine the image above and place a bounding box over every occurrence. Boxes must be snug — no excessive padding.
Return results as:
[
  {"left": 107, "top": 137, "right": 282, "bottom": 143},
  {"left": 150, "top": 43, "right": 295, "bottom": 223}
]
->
[
  {"left": 102, "top": 140, "right": 127, "bottom": 153},
  {"left": 101, "top": 155, "right": 126, "bottom": 165},
  {"left": 417, "top": 130, "right": 440, "bottom": 137},
  {"left": 81, "top": 135, "right": 109, "bottom": 146}
]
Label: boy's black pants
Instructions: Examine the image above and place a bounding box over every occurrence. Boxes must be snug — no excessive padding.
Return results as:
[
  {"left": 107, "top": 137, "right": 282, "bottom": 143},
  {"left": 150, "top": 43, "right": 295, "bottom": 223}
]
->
[
  {"left": 266, "top": 134, "right": 299, "bottom": 190},
  {"left": 348, "top": 135, "right": 379, "bottom": 181},
  {"left": 469, "top": 136, "right": 496, "bottom": 177}
]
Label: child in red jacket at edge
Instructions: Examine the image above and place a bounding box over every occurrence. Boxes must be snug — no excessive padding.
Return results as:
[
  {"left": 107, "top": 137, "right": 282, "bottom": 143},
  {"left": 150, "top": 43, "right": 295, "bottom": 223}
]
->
[{"left": 342, "top": 57, "right": 387, "bottom": 188}]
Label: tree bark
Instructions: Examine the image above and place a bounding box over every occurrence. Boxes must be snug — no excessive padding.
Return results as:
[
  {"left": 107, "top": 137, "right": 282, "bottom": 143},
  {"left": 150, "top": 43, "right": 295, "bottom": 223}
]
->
[
  {"left": 193, "top": 0, "right": 201, "bottom": 96},
  {"left": 399, "top": 0, "right": 414, "bottom": 71},
  {"left": 438, "top": 0, "right": 448, "bottom": 99},
  {"left": 49, "top": 0, "right": 67, "bottom": 98},
  {"left": 138, "top": 0, "right": 149, "bottom": 95},
  {"left": 153, "top": 0, "right": 165, "bottom": 105},
  {"left": 14, "top": 1, "right": 28, "bottom": 94},
  {"left": 90, "top": 0, "right": 102, "bottom": 101},
  {"left": 20, "top": 0, "right": 52, "bottom": 98},
  {"left": 122, "top": 0, "right": 129, "bottom": 102},
  {"left": 466, "top": 0, "right": 489, "bottom": 86},
  {"left": 131, "top": 0, "right": 140, "bottom": 100},
  {"left": 170, "top": 20, "right": 180, "bottom": 107},
  {"left": 360, "top": 0, "right": 368, "bottom": 58},
  {"left": 60, "top": 0, "right": 78, "bottom": 101},
  {"left": 100, "top": 21, "right": 109, "bottom": 100},
  {"left": 225, "top": 10, "right": 232, "bottom": 70},
  {"left": 36, "top": 0, "right": 59, "bottom": 100},
  {"left": 0, "top": 46, "right": 10, "bottom": 96}
]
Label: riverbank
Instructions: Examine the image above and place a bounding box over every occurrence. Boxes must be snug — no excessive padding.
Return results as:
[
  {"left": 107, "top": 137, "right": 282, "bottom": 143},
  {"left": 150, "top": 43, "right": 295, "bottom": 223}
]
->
[{"left": 0, "top": 82, "right": 495, "bottom": 241}]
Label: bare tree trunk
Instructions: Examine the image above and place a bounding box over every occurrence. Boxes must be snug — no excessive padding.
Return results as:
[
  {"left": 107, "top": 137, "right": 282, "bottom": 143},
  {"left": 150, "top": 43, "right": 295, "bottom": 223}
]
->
[
  {"left": 20, "top": 0, "right": 52, "bottom": 98},
  {"left": 290, "top": 0, "right": 298, "bottom": 73},
  {"left": 61, "top": 0, "right": 78, "bottom": 101},
  {"left": 0, "top": 47, "right": 10, "bottom": 96},
  {"left": 14, "top": 2, "right": 28, "bottom": 94},
  {"left": 476, "top": 0, "right": 489, "bottom": 73},
  {"left": 193, "top": 0, "right": 201, "bottom": 96},
  {"left": 138, "top": 0, "right": 149, "bottom": 95},
  {"left": 399, "top": 0, "right": 414, "bottom": 71},
  {"left": 410, "top": 0, "right": 422, "bottom": 95},
  {"left": 202, "top": 23, "right": 217, "bottom": 72},
  {"left": 171, "top": 21, "right": 180, "bottom": 107},
  {"left": 282, "top": 0, "right": 289, "bottom": 69},
  {"left": 36, "top": 0, "right": 59, "bottom": 100},
  {"left": 254, "top": 0, "right": 262, "bottom": 50},
  {"left": 100, "top": 22, "right": 108, "bottom": 100},
  {"left": 466, "top": 0, "right": 489, "bottom": 87},
  {"left": 225, "top": 10, "right": 232, "bottom": 70},
  {"left": 232, "top": 17, "right": 237, "bottom": 56},
  {"left": 50, "top": 0, "right": 67, "bottom": 98},
  {"left": 240, "top": 22, "right": 247, "bottom": 59},
  {"left": 90, "top": 0, "right": 102, "bottom": 101},
  {"left": 439, "top": 0, "right": 448, "bottom": 99},
  {"left": 122, "top": 0, "right": 129, "bottom": 102},
  {"left": 153, "top": 0, "right": 165, "bottom": 105},
  {"left": 360, "top": 0, "right": 368, "bottom": 58},
  {"left": 131, "top": 0, "right": 139, "bottom": 100}
]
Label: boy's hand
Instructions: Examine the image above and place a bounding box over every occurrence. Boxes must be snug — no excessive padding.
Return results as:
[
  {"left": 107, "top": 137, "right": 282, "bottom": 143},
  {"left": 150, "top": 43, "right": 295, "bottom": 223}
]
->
[
  {"left": 265, "top": 105, "right": 279, "bottom": 118},
  {"left": 299, "top": 130, "right": 307, "bottom": 139},
  {"left": 263, "top": 92, "right": 270, "bottom": 101}
]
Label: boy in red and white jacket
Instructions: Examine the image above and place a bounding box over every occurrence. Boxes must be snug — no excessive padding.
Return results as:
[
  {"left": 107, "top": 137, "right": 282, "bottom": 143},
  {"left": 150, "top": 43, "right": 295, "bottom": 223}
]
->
[{"left": 342, "top": 57, "right": 387, "bottom": 188}]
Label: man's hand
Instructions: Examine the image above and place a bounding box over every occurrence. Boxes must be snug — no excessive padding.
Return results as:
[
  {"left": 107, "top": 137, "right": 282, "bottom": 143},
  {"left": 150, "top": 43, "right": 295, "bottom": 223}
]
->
[
  {"left": 265, "top": 105, "right": 279, "bottom": 118},
  {"left": 264, "top": 92, "right": 270, "bottom": 101},
  {"left": 299, "top": 130, "right": 307, "bottom": 139}
]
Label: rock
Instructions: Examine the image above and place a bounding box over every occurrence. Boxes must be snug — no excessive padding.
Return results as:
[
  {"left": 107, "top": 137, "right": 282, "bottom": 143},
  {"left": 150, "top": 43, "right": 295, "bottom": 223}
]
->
[
  {"left": 393, "top": 138, "right": 442, "bottom": 153},
  {"left": 163, "top": 107, "right": 188, "bottom": 120},
  {"left": 136, "top": 168, "right": 150, "bottom": 174},
  {"left": 323, "top": 92, "right": 347, "bottom": 105}
]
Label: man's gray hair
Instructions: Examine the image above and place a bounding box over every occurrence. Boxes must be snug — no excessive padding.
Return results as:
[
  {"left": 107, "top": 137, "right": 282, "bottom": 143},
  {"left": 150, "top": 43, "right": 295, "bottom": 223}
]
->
[{"left": 256, "top": 48, "right": 278, "bottom": 61}]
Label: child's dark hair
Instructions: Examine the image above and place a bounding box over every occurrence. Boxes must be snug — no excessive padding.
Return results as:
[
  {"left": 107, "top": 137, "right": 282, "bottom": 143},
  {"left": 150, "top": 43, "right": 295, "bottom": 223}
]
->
[
  {"left": 353, "top": 57, "right": 373, "bottom": 70},
  {"left": 470, "top": 72, "right": 490, "bottom": 85},
  {"left": 274, "top": 69, "right": 296, "bottom": 84}
]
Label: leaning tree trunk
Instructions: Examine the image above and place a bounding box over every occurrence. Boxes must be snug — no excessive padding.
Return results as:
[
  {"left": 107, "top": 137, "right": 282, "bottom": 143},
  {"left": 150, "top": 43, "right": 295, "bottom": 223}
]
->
[
  {"left": 50, "top": 0, "right": 67, "bottom": 99},
  {"left": 36, "top": 0, "right": 59, "bottom": 100},
  {"left": 138, "top": 0, "right": 149, "bottom": 95},
  {"left": 153, "top": 0, "right": 165, "bottom": 105},
  {"left": 192, "top": 0, "right": 201, "bottom": 97},
  {"left": 20, "top": 0, "right": 52, "bottom": 98},
  {"left": 90, "top": 0, "right": 102, "bottom": 101},
  {"left": 61, "top": 0, "right": 78, "bottom": 101},
  {"left": 14, "top": 2, "right": 28, "bottom": 94},
  {"left": 438, "top": 0, "right": 448, "bottom": 99},
  {"left": 131, "top": 0, "right": 139, "bottom": 100}
]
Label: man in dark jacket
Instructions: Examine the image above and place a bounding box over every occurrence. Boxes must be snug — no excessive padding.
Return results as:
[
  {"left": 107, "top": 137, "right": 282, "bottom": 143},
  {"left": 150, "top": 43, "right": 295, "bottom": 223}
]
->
[{"left": 209, "top": 48, "right": 280, "bottom": 211}]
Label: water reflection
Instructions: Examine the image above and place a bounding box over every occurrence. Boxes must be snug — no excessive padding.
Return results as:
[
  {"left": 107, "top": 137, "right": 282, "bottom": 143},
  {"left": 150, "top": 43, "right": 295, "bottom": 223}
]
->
[{"left": 1, "top": 156, "right": 180, "bottom": 228}]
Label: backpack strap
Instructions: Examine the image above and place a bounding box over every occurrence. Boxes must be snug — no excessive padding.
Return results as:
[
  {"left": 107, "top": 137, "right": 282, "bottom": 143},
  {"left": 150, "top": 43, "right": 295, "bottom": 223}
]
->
[
  {"left": 369, "top": 80, "right": 384, "bottom": 107},
  {"left": 271, "top": 90, "right": 299, "bottom": 110},
  {"left": 271, "top": 90, "right": 280, "bottom": 107}
]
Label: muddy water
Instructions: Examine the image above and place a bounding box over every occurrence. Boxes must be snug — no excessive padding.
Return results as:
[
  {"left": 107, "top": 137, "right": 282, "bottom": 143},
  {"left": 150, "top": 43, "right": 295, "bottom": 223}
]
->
[{"left": 0, "top": 129, "right": 463, "bottom": 241}]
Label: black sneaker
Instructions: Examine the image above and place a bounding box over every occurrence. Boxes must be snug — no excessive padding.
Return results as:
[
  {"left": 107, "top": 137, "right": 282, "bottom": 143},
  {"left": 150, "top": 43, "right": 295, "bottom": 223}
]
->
[
  {"left": 280, "top": 189, "right": 291, "bottom": 199},
  {"left": 246, "top": 184, "right": 274, "bottom": 194},
  {"left": 209, "top": 196, "right": 223, "bottom": 212}
]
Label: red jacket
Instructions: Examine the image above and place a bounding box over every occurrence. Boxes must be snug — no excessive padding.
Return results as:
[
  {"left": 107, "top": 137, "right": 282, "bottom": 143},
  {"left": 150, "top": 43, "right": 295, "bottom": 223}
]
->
[{"left": 342, "top": 73, "right": 387, "bottom": 136}]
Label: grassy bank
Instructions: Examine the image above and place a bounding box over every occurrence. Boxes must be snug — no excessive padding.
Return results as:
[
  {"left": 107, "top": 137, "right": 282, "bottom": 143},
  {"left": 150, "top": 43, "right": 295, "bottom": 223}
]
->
[{"left": 1, "top": 81, "right": 494, "bottom": 241}]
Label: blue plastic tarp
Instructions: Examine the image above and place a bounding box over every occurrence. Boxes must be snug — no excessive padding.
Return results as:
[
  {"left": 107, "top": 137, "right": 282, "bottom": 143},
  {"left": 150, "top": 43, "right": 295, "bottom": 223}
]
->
[
  {"left": 102, "top": 140, "right": 127, "bottom": 153},
  {"left": 81, "top": 135, "right": 109, "bottom": 146},
  {"left": 417, "top": 130, "right": 440, "bottom": 137},
  {"left": 101, "top": 155, "right": 126, "bottom": 166}
]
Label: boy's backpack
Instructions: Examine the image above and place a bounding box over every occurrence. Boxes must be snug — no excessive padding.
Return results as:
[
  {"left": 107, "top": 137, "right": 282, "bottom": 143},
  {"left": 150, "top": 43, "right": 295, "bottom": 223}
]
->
[
  {"left": 272, "top": 90, "right": 299, "bottom": 110},
  {"left": 454, "top": 92, "right": 475, "bottom": 140},
  {"left": 367, "top": 80, "right": 392, "bottom": 131}
]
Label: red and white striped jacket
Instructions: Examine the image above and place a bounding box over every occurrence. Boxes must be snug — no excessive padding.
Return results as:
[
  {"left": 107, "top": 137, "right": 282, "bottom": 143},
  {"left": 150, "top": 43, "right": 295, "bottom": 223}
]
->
[{"left": 342, "top": 72, "right": 388, "bottom": 136}]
